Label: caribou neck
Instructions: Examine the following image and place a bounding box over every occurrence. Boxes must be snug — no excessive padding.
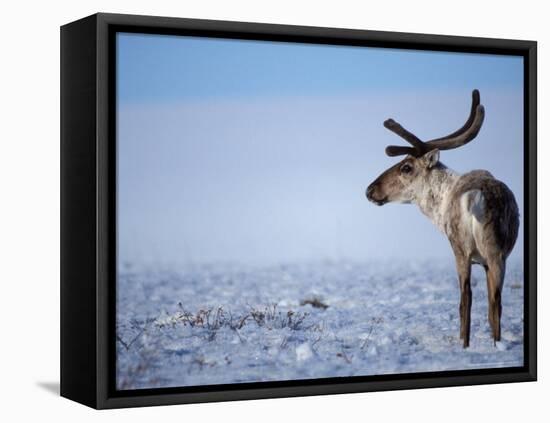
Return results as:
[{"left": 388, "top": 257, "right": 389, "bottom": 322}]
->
[{"left": 413, "top": 163, "right": 460, "bottom": 233}]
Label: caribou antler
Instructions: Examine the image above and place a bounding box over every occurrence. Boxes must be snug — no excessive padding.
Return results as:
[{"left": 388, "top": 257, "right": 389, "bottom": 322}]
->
[{"left": 384, "top": 90, "right": 485, "bottom": 157}]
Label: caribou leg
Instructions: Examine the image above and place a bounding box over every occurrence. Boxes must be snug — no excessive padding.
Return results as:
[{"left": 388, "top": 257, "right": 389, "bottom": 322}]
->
[
  {"left": 485, "top": 259, "right": 505, "bottom": 344},
  {"left": 455, "top": 256, "right": 472, "bottom": 348}
]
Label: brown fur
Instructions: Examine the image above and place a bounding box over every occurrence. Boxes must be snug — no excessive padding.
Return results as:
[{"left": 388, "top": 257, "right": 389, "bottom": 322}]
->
[{"left": 447, "top": 171, "right": 519, "bottom": 260}]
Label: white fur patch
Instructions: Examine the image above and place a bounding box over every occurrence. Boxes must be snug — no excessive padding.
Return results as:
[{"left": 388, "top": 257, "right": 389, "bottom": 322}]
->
[
  {"left": 460, "top": 190, "right": 485, "bottom": 220},
  {"left": 469, "top": 190, "right": 485, "bottom": 221},
  {"left": 461, "top": 190, "right": 487, "bottom": 264}
]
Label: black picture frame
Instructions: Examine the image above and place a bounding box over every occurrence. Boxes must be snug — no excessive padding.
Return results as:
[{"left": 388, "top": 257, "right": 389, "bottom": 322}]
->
[{"left": 60, "top": 12, "right": 537, "bottom": 409}]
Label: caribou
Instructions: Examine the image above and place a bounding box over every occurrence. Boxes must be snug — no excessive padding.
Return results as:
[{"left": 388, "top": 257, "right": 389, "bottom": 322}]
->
[{"left": 366, "top": 90, "right": 519, "bottom": 348}]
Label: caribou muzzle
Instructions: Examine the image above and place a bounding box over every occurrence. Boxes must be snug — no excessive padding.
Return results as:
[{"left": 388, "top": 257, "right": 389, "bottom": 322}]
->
[{"left": 366, "top": 183, "right": 387, "bottom": 206}]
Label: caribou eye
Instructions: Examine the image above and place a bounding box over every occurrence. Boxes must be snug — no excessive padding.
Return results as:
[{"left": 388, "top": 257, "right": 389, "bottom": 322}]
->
[{"left": 400, "top": 163, "right": 413, "bottom": 174}]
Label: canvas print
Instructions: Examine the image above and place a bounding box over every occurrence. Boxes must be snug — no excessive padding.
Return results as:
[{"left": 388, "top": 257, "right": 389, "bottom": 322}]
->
[{"left": 115, "top": 33, "right": 524, "bottom": 390}]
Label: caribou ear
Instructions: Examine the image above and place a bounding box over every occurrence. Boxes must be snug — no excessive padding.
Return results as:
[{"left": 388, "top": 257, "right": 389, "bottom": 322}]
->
[{"left": 421, "top": 149, "right": 440, "bottom": 169}]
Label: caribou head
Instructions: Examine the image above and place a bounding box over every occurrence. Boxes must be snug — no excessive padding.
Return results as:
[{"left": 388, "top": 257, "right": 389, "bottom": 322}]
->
[{"left": 366, "top": 90, "right": 485, "bottom": 206}]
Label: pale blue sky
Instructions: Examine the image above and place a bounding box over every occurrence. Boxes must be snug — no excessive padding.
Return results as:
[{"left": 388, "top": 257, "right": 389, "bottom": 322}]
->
[{"left": 117, "top": 32, "right": 524, "bottom": 266}]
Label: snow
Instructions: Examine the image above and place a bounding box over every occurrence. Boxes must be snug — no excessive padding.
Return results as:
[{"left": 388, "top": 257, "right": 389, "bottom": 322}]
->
[
  {"left": 296, "top": 343, "right": 314, "bottom": 361},
  {"left": 116, "top": 259, "right": 524, "bottom": 390}
]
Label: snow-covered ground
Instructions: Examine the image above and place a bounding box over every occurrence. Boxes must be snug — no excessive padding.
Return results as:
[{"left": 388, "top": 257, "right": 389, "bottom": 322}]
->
[{"left": 116, "top": 259, "right": 524, "bottom": 390}]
